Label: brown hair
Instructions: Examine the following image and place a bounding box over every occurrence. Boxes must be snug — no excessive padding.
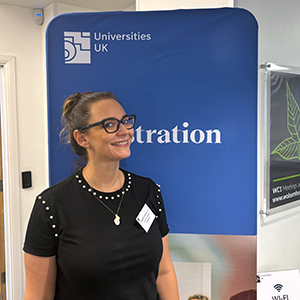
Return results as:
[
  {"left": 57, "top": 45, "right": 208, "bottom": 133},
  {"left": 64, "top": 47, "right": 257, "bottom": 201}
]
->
[
  {"left": 230, "top": 289, "right": 256, "bottom": 300},
  {"left": 188, "top": 294, "right": 209, "bottom": 300},
  {"left": 60, "top": 91, "right": 118, "bottom": 162}
]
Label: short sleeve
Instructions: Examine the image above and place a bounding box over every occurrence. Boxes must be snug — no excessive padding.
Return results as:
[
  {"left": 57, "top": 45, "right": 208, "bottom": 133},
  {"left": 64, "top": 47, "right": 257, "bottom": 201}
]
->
[
  {"left": 152, "top": 182, "right": 169, "bottom": 237},
  {"left": 23, "top": 193, "right": 60, "bottom": 257}
]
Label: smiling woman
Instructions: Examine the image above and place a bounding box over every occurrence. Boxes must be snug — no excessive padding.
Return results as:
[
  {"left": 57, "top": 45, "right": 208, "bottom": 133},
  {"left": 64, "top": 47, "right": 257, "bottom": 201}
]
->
[
  {"left": 72, "top": 96, "right": 135, "bottom": 165},
  {"left": 23, "top": 91, "right": 179, "bottom": 300}
]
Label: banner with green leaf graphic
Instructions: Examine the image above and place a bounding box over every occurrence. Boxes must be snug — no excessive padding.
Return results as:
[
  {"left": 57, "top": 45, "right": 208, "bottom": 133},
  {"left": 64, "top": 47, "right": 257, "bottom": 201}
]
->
[{"left": 270, "top": 71, "right": 300, "bottom": 210}]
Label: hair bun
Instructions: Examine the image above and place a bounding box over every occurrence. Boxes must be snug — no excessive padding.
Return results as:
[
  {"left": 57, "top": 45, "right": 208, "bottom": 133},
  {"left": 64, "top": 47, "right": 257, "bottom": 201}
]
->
[{"left": 62, "top": 92, "right": 82, "bottom": 119}]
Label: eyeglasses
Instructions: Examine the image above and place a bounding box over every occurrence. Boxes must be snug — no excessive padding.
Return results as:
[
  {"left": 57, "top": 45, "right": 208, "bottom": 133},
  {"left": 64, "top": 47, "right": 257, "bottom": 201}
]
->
[{"left": 80, "top": 114, "right": 136, "bottom": 134}]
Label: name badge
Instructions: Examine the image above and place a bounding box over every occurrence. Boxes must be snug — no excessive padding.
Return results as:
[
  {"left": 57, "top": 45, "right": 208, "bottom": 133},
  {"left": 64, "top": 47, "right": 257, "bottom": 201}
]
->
[{"left": 136, "top": 204, "right": 156, "bottom": 233}]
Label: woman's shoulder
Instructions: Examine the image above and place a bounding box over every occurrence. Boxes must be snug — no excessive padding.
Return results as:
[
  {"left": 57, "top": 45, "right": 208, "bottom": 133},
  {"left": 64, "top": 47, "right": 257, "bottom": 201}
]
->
[
  {"left": 37, "top": 171, "right": 79, "bottom": 199},
  {"left": 122, "top": 169, "right": 155, "bottom": 184},
  {"left": 121, "top": 169, "right": 161, "bottom": 193}
]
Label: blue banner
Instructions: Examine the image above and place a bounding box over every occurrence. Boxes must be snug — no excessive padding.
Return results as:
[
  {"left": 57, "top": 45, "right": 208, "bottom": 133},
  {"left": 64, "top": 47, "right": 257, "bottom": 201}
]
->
[{"left": 47, "top": 8, "right": 257, "bottom": 235}]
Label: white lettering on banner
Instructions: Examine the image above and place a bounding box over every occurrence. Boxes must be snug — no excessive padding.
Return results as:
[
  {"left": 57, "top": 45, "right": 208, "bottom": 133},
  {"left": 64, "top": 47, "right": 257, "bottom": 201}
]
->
[
  {"left": 94, "top": 32, "right": 152, "bottom": 41},
  {"left": 92, "top": 32, "right": 151, "bottom": 54},
  {"left": 94, "top": 44, "right": 109, "bottom": 52},
  {"left": 132, "top": 122, "right": 222, "bottom": 144},
  {"left": 64, "top": 31, "right": 152, "bottom": 63}
]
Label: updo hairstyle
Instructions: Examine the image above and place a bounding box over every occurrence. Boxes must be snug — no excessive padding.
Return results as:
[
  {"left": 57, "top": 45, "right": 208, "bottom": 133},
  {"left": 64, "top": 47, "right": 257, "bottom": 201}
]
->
[{"left": 60, "top": 91, "right": 118, "bottom": 161}]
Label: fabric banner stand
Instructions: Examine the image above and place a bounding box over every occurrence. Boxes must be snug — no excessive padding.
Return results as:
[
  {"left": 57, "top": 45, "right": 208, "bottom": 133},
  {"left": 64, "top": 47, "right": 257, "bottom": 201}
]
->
[{"left": 47, "top": 8, "right": 258, "bottom": 300}]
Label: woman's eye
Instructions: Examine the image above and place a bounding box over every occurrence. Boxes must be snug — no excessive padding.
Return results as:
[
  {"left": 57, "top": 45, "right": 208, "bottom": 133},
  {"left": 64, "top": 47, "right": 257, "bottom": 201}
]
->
[{"left": 105, "top": 121, "right": 116, "bottom": 128}]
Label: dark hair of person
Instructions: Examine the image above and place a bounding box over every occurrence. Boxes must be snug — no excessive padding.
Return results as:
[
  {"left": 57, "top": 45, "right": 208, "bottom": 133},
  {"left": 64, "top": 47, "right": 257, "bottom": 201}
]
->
[
  {"left": 188, "top": 294, "right": 209, "bottom": 300},
  {"left": 229, "top": 289, "right": 256, "bottom": 300},
  {"left": 59, "top": 91, "right": 118, "bottom": 164}
]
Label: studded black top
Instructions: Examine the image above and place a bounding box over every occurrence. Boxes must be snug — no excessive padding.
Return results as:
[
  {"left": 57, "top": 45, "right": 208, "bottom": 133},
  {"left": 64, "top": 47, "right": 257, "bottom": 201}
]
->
[{"left": 23, "top": 169, "right": 169, "bottom": 300}]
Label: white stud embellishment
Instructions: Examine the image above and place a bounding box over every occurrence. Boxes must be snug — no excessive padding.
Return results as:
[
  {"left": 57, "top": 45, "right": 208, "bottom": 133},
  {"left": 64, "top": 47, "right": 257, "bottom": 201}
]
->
[
  {"left": 76, "top": 171, "right": 132, "bottom": 226},
  {"left": 77, "top": 171, "right": 131, "bottom": 201}
]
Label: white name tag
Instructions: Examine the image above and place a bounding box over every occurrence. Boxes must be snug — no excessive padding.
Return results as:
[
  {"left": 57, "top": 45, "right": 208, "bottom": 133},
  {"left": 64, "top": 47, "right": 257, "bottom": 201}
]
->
[{"left": 136, "top": 204, "right": 156, "bottom": 233}]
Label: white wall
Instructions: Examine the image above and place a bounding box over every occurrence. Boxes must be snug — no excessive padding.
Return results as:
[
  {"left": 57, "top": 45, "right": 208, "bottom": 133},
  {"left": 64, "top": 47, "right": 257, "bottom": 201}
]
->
[
  {"left": 137, "top": 0, "right": 233, "bottom": 10},
  {"left": 0, "top": 3, "right": 45, "bottom": 232},
  {"left": 236, "top": 0, "right": 300, "bottom": 273}
]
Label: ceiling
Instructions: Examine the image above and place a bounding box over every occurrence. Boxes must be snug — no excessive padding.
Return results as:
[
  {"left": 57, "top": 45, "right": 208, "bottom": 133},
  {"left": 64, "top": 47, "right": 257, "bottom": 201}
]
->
[{"left": 0, "top": 0, "right": 135, "bottom": 11}]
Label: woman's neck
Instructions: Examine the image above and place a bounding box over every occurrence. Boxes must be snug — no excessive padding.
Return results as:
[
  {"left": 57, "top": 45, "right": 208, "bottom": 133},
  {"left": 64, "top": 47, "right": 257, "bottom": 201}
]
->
[{"left": 82, "top": 161, "right": 124, "bottom": 193}]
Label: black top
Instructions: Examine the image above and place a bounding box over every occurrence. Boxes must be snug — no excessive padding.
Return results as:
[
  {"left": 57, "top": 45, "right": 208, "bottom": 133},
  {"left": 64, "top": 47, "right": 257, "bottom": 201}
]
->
[{"left": 23, "top": 169, "right": 169, "bottom": 300}]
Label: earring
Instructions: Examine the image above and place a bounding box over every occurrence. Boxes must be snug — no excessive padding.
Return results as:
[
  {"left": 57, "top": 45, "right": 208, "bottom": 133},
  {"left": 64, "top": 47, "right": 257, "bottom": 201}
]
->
[{"left": 86, "top": 145, "right": 90, "bottom": 149}]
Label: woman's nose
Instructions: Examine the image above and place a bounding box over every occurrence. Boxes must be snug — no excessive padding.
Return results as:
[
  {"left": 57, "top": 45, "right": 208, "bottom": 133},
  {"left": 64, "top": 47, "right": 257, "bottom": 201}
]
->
[{"left": 117, "top": 123, "right": 128, "bottom": 135}]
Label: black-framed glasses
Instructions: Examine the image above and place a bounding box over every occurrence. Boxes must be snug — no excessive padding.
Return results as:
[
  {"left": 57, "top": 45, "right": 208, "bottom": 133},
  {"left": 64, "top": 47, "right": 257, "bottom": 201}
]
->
[{"left": 80, "top": 114, "right": 136, "bottom": 134}]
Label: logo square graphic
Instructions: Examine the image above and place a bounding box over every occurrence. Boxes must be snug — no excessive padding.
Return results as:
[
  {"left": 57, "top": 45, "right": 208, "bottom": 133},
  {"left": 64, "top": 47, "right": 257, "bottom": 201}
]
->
[{"left": 64, "top": 32, "right": 91, "bottom": 64}]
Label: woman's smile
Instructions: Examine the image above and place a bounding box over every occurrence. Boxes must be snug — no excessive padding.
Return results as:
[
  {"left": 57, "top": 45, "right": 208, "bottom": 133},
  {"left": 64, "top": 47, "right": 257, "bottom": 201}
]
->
[{"left": 111, "top": 139, "right": 131, "bottom": 146}]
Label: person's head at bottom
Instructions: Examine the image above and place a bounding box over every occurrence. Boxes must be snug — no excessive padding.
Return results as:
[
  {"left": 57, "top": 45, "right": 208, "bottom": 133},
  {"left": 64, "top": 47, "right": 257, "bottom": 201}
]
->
[{"left": 188, "top": 294, "right": 209, "bottom": 300}]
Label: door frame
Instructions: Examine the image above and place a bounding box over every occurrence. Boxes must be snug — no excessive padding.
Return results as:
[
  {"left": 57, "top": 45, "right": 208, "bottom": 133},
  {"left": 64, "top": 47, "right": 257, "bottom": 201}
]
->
[{"left": 0, "top": 55, "right": 23, "bottom": 300}]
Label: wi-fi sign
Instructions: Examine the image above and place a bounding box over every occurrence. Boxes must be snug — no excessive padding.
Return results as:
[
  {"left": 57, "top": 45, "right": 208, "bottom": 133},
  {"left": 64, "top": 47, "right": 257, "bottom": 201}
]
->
[{"left": 274, "top": 284, "right": 283, "bottom": 292}]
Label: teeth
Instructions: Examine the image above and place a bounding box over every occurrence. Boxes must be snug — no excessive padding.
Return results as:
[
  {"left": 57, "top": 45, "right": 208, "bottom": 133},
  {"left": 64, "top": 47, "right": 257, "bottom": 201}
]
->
[{"left": 113, "top": 141, "right": 127, "bottom": 145}]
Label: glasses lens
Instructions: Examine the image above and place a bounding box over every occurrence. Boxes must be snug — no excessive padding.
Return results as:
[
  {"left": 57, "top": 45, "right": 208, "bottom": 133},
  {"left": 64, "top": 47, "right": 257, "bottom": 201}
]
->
[
  {"left": 122, "top": 115, "right": 135, "bottom": 129},
  {"left": 102, "top": 115, "right": 135, "bottom": 133},
  {"left": 103, "top": 119, "right": 119, "bottom": 133}
]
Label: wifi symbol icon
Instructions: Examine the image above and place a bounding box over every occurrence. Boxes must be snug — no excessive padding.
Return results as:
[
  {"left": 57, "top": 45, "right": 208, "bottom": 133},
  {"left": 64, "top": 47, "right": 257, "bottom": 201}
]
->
[{"left": 274, "top": 284, "right": 283, "bottom": 292}]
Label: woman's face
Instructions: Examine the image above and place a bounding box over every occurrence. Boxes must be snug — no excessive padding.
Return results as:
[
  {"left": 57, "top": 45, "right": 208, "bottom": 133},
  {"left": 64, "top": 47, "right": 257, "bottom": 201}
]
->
[{"left": 84, "top": 99, "right": 134, "bottom": 163}]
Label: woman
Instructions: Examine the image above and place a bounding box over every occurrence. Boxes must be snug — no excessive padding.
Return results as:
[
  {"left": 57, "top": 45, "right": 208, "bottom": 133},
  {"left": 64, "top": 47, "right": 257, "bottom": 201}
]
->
[{"left": 23, "top": 91, "right": 179, "bottom": 300}]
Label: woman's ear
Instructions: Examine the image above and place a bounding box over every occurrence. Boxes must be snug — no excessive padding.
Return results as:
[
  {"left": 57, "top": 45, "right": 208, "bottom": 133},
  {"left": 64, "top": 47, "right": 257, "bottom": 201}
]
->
[{"left": 73, "top": 129, "right": 89, "bottom": 149}]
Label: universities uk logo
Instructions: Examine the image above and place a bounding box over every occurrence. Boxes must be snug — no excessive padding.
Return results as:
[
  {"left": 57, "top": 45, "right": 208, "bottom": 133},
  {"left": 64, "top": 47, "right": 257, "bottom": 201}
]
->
[
  {"left": 64, "top": 32, "right": 91, "bottom": 64},
  {"left": 63, "top": 30, "right": 153, "bottom": 64}
]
